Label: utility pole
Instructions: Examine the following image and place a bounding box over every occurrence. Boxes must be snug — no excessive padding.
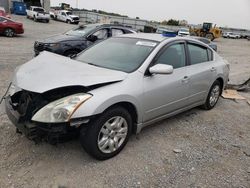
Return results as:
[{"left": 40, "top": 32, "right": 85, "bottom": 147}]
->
[{"left": 76, "top": 0, "right": 78, "bottom": 9}]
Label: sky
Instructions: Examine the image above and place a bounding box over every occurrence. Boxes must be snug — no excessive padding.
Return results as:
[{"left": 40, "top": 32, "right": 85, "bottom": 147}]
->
[{"left": 51, "top": 0, "right": 250, "bottom": 29}]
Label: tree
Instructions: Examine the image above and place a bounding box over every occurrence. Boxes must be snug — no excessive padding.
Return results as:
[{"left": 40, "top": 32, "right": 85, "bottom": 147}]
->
[
  {"left": 161, "top": 20, "right": 168, "bottom": 25},
  {"left": 167, "top": 19, "right": 179, "bottom": 26}
]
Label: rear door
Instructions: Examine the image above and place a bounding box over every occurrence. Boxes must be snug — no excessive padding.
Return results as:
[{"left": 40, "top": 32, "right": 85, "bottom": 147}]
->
[
  {"left": 142, "top": 41, "right": 190, "bottom": 122},
  {"left": 186, "top": 42, "right": 217, "bottom": 104}
]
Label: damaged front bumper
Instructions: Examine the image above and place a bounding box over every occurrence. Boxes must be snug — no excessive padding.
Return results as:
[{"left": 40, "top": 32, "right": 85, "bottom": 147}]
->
[{"left": 5, "top": 95, "right": 80, "bottom": 144}]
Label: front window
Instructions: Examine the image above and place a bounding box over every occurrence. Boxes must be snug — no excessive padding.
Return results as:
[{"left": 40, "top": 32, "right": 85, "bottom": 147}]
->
[
  {"left": 155, "top": 43, "right": 186, "bottom": 69},
  {"left": 65, "top": 25, "right": 97, "bottom": 37},
  {"left": 76, "top": 38, "right": 158, "bottom": 73},
  {"left": 66, "top": 12, "right": 72, "bottom": 15},
  {"left": 92, "top": 29, "right": 108, "bottom": 40}
]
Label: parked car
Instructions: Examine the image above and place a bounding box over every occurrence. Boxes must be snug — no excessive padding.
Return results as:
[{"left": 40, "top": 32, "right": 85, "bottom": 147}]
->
[
  {"left": 26, "top": 6, "right": 50, "bottom": 23},
  {"left": 0, "top": 16, "right": 24, "bottom": 37},
  {"left": 192, "top": 36, "right": 217, "bottom": 51},
  {"left": 156, "top": 27, "right": 177, "bottom": 37},
  {"left": 34, "top": 23, "right": 136, "bottom": 57},
  {"left": 0, "top": 7, "right": 11, "bottom": 18},
  {"left": 54, "top": 10, "right": 80, "bottom": 24},
  {"left": 223, "top": 32, "right": 241, "bottom": 39},
  {"left": 5, "top": 34, "right": 229, "bottom": 160},
  {"left": 178, "top": 28, "right": 190, "bottom": 36}
]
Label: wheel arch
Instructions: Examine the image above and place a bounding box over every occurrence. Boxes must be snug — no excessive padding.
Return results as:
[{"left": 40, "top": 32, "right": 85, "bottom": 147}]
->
[
  {"left": 102, "top": 102, "right": 139, "bottom": 134},
  {"left": 215, "top": 77, "right": 224, "bottom": 95}
]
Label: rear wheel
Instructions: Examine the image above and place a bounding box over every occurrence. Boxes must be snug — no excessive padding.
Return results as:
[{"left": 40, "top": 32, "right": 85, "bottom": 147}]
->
[
  {"left": 201, "top": 80, "right": 222, "bottom": 110},
  {"left": 4, "top": 28, "right": 15, "bottom": 37},
  {"left": 80, "top": 106, "right": 132, "bottom": 160}
]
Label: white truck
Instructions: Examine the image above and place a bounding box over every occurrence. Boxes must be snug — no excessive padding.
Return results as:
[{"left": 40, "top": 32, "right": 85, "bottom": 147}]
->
[
  {"left": 26, "top": 6, "right": 50, "bottom": 23},
  {"left": 223, "top": 32, "right": 241, "bottom": 39},
  {"left": 54, "top": 10, "right": 80, "bottom": 24}
]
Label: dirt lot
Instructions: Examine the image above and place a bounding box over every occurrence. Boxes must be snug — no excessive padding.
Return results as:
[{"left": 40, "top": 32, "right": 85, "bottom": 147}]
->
[{"left": 0, "top": 15, "right": 250, "bottom": 188}]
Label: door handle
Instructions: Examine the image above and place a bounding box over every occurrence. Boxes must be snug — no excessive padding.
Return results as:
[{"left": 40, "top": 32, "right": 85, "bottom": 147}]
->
[
  {"left": 182, "top": 76, "right": 189, "bottom": 83},
  {"left": 211, "top": 67, "right": 216, "bottom": 72}
]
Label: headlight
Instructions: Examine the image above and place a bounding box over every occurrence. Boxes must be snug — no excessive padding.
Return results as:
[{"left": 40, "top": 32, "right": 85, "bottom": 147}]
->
[
  {"left": 44, "top": 43, "right": 60, "bottom": 48},
  {"left": 31, "top": 93, "right": 92, "bottom": 123}
]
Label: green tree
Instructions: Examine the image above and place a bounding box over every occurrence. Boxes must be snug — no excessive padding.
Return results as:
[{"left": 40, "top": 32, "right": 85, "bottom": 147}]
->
[{"left": 167, "top": 19, "right": 179, "bottom": 26}]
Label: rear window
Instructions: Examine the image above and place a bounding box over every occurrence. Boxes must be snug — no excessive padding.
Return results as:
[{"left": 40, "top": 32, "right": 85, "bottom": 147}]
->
[
  {"left": 188, "top": 44, "right": 208, "bottom": 65},
  {"left": 33, "top": 8, "right": 45, "bottom": 12}
]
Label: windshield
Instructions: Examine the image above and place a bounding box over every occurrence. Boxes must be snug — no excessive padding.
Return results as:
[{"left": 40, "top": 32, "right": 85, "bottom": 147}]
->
[
  {"left": 76, "top": 38, "right": 158, "bottom": 73},
  {"left": 65, "top": 25, "right": 96, "bottom": 37},
  {"left": 180, "top": 28, "right": 189, "bottom": 32}
]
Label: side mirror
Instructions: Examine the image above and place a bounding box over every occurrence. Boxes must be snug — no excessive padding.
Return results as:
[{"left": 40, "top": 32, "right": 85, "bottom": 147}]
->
[
  {"left": 149, "top": 64, "right": 174, "bottom": 75},
  {"left": 87, "top": 35, "right": 98, "bottom": 42}
]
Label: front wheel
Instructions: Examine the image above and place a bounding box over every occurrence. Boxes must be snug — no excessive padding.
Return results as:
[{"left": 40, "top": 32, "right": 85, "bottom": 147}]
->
[
  {"left": 66, "top": 20, "right": 71, "bottom": 24},
  {"left": 4, "top": 28, "right": 15, "bottom": 37},
  {"left": 205, "top": 33, "right": 215, "bottom": 41},
  {"left": 201, "top": 80, "right": 222, "bottom": 110},
  {"left": 80, "top": 106, "right": 132, "bottom": 160}
]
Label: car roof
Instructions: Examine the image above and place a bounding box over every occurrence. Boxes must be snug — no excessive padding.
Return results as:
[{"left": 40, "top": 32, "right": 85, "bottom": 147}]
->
[
  {"left": 79, "top": 23, "right": 136, "bottom": 31},
  {"left": 31, "top": 6, "right": 44, "bottom": 8},
  {"left": 118, "top": 33, "right": 213, "bottom": 48},
  {"left": 118, "top": 33, "right": 169, "bottom": 42}
]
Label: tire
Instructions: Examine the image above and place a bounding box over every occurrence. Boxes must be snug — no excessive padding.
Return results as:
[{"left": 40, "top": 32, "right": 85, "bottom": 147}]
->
[
  {"left": 34, "top": 16, "right": 37, "bottom": 22},
  {"left": 64, "top": 50, "right": 79, "bottom": 57},
  {"left": 46, "top": 19, "right": 49, "bottom": 23},
  {"left": 66, "top": 20, "right": 71, "bottom": 24},
  {"left": 205, "top": 33, "right": 215, "bottom": 41},
  {"left": 4, "top": 28, "right": 15, "bottom": 37},
  {"left": 201, "top": 80, "right": 222, "bottom": 110},
  {"left": 80, "top": 106, "right": 132, "bottom": 160}
]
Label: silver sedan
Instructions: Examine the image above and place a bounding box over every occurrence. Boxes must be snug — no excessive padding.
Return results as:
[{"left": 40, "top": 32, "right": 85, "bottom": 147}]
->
[{"left": 4, "top": 33, "right": 230, "bottom": 160}]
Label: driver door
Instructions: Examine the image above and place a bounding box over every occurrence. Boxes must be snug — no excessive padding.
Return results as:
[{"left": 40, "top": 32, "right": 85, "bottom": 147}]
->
[{"left": 142, "top": 42, "right": 190, "bottom": 122}]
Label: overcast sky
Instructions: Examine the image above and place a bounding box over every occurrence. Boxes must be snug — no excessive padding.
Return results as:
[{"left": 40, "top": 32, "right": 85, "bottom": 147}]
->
[{"left": 51, "top": 0, "right": 250, "bottom": 29}]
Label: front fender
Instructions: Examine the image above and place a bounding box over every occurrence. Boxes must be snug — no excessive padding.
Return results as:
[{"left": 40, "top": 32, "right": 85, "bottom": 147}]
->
[{"left": 71, "top": 94, "right": 143, "bottom": 124}]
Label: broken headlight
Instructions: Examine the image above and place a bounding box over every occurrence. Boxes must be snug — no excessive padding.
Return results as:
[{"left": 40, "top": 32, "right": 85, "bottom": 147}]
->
[{"left": 31, "top": 93, "right": 92, "bottom": 123}]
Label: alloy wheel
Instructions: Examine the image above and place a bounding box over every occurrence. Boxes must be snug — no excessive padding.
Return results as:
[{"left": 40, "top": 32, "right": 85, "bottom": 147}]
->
[
  {"left": 209, "top": 85, "right": 220, "bottom": 107},
  {"left": 5, "top": 29, "right": 14, "bottom": 37},
  {"left": 98, "top": 116, "right": 128, "bottom": 154}
]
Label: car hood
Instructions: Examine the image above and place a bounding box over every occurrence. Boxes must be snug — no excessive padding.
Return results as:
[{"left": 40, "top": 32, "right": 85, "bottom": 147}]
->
[
  {"left": 13, "top": 51, "right": 127, "bottom": 93},
  {"left": 69, "top": 15, "right": 79, "bottom": 18},
  {"left": 38, "top": 34, "right": 82, "bottom": 43}
]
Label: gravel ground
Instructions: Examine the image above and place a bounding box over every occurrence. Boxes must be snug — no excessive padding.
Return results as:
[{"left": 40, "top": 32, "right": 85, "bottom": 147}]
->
[{"left": 0, "top": 15, "right": 250, "bottom": 188}]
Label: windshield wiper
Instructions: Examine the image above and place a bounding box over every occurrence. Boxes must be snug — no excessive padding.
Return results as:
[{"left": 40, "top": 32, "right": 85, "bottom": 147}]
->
[{"left": 87, "top": 63, "right": 101, "bottom": 67}]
